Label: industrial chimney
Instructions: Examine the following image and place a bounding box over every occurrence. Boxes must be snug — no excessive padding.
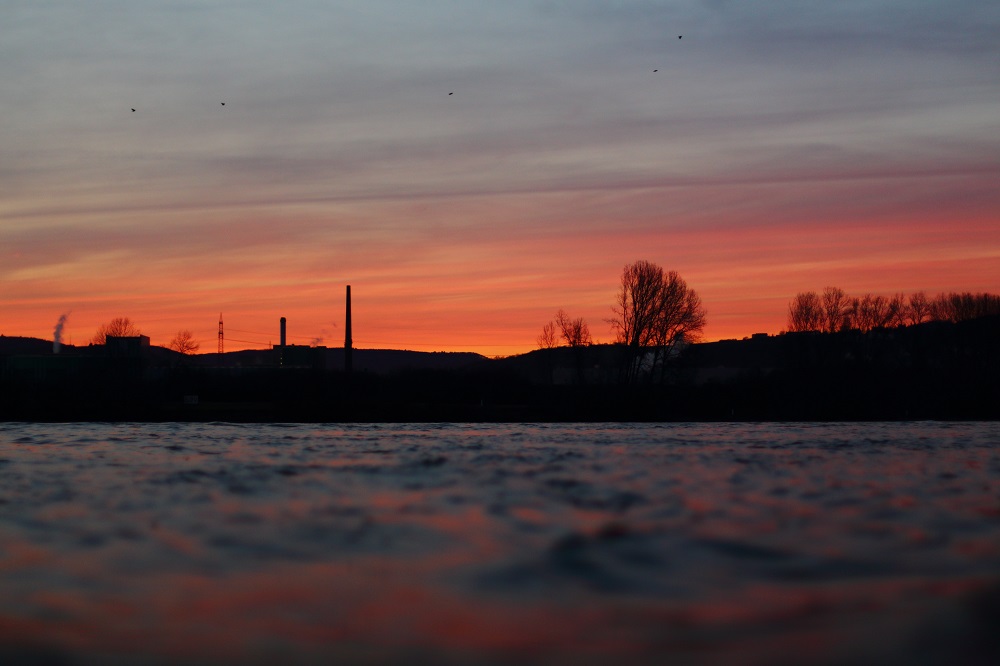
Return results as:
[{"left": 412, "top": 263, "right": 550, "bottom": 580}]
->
[
  {"left": 345, "top": 285, "right": 353, "bottom": 373},
  {"left": 279, "top": 317, "right": 287, "bottom": 366}
]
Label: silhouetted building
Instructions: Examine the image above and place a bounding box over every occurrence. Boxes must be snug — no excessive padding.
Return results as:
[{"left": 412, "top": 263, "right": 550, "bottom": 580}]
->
[
  {"left": 279, "top": 344, "right": 329, "bottom": 369},
  {"left": 105, "top": 335, "right": 150, "bottom": 357}
]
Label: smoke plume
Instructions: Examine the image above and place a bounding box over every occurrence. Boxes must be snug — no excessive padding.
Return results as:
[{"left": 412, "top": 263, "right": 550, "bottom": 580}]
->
[{"left": 53, "top": 313, "right": 70, "bottom": 354}]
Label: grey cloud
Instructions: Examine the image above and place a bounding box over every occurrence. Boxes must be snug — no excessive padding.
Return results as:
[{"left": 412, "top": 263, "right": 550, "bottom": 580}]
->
[{"left": 5, "top": 1, "right": 999, "bottom": 228}]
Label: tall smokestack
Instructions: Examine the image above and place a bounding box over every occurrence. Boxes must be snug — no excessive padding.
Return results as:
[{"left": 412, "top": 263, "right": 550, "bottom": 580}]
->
[
  {"left": 279, "top": 317, "right": 287, "bottom": 366},
  {"left": 345, "top": 285, "right": 353, "bottom": 373}
]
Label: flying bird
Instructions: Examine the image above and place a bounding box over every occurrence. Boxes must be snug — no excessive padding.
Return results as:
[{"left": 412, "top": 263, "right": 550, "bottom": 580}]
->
[
  {"left": 448, "top": 92, "right": 453, "bottom": 95},
  {"left": 131, "top": 108, "right": 135, "bottom": 112},
  {"left": 221, "top": 102, "right": 225, "bottom": 106},
  {"left": 653, "top": 69, "right": 658, "bottom": 72},
  {"left": 678, "top": 35, "right": 682, "bottom": 39}
]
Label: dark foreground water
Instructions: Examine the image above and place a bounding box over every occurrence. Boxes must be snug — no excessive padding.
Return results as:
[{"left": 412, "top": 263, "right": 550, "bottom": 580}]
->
[{"left": 0, "top": 422, "right": 998, "bottom": 665}]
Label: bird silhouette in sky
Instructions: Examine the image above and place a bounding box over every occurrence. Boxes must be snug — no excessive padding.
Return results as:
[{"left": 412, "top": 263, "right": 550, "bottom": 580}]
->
[
  {"left": 653, "top": 69, "right": 658, "bottom": 72},
  {"left": 448, "top": 92, "right": 453, "bottom": 95},
  {"left": 678, "top": 35, "right": 682, "bottom": 39},
  {"left": 131, "top": 108, "right": 135, "bottom": 112},
  {"left": 221, "top": 102, "right": 225, "bottom": 106}
]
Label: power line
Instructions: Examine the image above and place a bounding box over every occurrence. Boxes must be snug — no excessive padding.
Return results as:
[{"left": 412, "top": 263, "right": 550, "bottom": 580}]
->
[
  {"left": 228, "top": 327, "right": 319, "bottom": 340},
  {"left": 355, "top": 339, "right": 530, "bottom": 348},
  {"left": 225, "top": 337, "right": 271, "bottom": 346}
]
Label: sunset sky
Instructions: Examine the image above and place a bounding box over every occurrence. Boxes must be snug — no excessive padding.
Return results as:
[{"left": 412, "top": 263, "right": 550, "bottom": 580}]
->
[{"left": 3, "top": 1, "right": 999, "bottom": 355}]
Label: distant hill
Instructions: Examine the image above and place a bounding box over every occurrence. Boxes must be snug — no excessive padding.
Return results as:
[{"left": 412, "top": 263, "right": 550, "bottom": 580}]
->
[
  {"left": 3, "top": 318, "right": 996, "bottom": 421},
  {"left": 0, "top": 335, "right": 70, "bottom": 356},
  {"left": 181, "top": 346, "right": 488, "bottom": 374},
  {"left": 1, "top": 336, "right": 488, "bottom": 375}
]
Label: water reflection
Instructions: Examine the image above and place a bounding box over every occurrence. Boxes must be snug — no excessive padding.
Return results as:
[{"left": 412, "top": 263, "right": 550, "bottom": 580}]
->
[{"left": 0, "top": 422, "right": 998, "bottom": 664}]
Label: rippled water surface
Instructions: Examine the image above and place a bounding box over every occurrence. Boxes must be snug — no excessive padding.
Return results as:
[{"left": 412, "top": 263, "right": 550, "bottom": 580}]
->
[{"left": 1, "top": 422, "right": 998, "bottom": 665}]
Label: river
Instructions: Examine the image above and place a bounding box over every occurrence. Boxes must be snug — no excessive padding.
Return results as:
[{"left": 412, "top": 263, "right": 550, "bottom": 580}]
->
[{"left": 1, "top": 422, "right": 997, "bottom": 664}]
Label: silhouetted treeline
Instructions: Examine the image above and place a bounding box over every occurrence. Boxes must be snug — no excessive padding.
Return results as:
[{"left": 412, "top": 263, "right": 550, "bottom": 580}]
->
[
  {"left": 675, "top": 316, "right": 1000, "bottom": 420},
  {"left": 1, "top": 315, "right": 997, "bottom": 421},
  {"left": 788, "top": 288, "right": 1000, "bottom": 333}
]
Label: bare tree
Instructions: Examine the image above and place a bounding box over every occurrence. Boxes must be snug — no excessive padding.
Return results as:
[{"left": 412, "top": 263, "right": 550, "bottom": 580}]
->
[
  {"left": 953, "top": 292, "right": 996, "bottom": 320},
  {"left": 610, "top": 260, "right": 706, "bottom": 383},
  {"left": 555, "top": 309, "right": 592, "bottom": 347},
  {"left": 651, "top": 271, "right": 707, "bottom": 348},
  {"left": 908, "top": 291, "right": 931, "bottom": 325},
  {"left": 169, "top": 330, "right": 200, "bottom": 354},
  {"left": 852, "top": 294, "right": 891, "bottom": 332},
  {"left": 930, "top": 293, "right": 953, "bottom": 322},
  {"left": 887, "top": 293, "right": 908, "bottom": 328},
  {"left": 610, "top": 260, "right": 665, "bottom": 348},
  {"left": 537, "top": 321, "right": 559, "bottom": 349},
  {"left": 787, "top": 291, "right": 824, "bottom": 332},
  {"left": 931, "top": 292, "right": 1000, "bottom": 322},
  {"left": 91, "top": 317, "right": 141, "bottom": 345},
  {"left": 786, "top": 287, "right": 998, "bottom": 333},
  {"left": 650, "top": 271, "right": 706, "bottom": 382},
  {"left": 822, "top": 287, "right": 852, "bottom": 332}
]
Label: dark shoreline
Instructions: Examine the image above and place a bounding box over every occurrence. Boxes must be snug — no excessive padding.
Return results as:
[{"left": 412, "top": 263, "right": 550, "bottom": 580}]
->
[
  {"left": 3, "top": 316, "right": 998, "bottom": 423},
  {"left": 4, "top": 371, "right": 996, "bottom": 424}
]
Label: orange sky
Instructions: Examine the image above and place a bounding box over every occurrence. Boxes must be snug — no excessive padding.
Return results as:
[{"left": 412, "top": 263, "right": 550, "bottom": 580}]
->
[
  {"left": 3, "top": 3, "right": 999, "bottom": 356},
  {"left": 6, "top": 183, "right": 997, "bottom": 356}
]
